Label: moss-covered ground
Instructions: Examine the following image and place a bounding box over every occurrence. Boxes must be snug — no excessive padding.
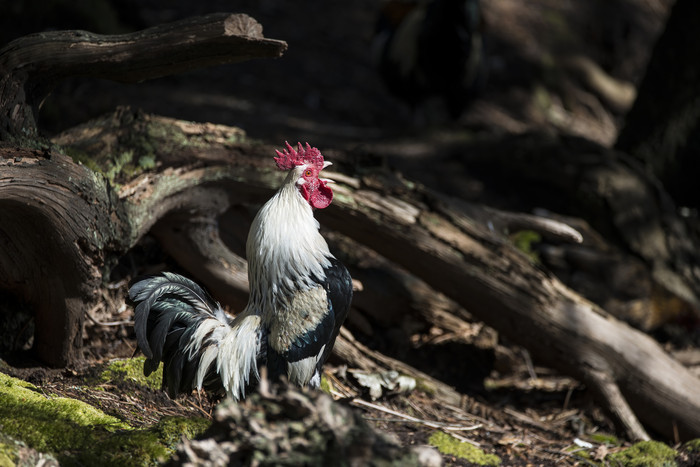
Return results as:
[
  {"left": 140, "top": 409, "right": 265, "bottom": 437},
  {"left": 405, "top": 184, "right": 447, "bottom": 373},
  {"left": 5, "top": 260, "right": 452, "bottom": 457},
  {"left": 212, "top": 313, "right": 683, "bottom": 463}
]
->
[
  {"left": 429, "top": 431, "right": 501, "bottom": 466},
  {"left": 0, "top": 358, "right": 210, "bottom": 466}
]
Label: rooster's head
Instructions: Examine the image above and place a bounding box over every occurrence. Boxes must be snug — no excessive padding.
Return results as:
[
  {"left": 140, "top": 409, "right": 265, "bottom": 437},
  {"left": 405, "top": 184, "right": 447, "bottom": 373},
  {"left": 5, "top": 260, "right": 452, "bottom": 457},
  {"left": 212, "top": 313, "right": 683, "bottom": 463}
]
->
[{"left": 274, "top": 141, "right": 333, "bottom": 209}]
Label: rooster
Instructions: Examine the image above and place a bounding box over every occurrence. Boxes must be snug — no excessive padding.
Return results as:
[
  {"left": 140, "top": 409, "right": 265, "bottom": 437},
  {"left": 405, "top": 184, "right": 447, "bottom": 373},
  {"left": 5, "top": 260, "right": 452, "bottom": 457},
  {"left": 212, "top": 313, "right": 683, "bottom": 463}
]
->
[
  {"left": 129, "top": 142, "right": 353, "bottom": 400},
  {"left": 373, "top": 0, "right": 486, "bottom": 120}
]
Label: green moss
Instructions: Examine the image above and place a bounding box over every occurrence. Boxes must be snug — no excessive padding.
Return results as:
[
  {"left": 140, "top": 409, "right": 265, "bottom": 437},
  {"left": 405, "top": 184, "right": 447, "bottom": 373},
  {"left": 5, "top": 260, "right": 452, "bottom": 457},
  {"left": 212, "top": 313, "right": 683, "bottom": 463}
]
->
[
  {"left": 590, "top": 432, "right": 621, "bottom": 446},
  {"left": 70, "top": 416, "right": 211, "bottom": 467},
  {"left": 0, "top": 437, "right": 17, "bottom": 467},
  {"left": 607, "top": 441, "right": 678, "bottom": 467},
  {"left": 683, "top": 439, "right": 700, "bottom": 452},
  {"left": 0, "top": 433, "right": 59, "bottom": 467},
  {"left": 65, "top": 146, "right": 101, "bottom": 172},
  {"left": 429, "top": 431, "right": 500, "bottom": 466},
  {"left": 145, "top": 119, "right": 190, "bottom": 149},
  {"left": 0, "top": 371, "right": 128, "bottom": 453},
  {"left": 0, "top": 371, "right": 210, "bottom": 466},
  {"left": 97, "top": 357, "right": 163, "bottom": 391},
  {"left": 67, "top": 148, "right": 143, "bottom": 188},
  {"left": 62, "top": 114, "right": 189, "bottom": 187},
  {"left": 509, "top": 230, "right": 541, "bottom": 263},
  {"left": 226, "top": 132, "right": 246, "bottom": 144},
  {"left": 565, "top": 445, "right": 592, "bottom": 459},
  {"left": 319, "top": 375, "right": 332, "bottom": 394},
  {"left": 138, "top": 154, "right": 156, "bottom": 170}
]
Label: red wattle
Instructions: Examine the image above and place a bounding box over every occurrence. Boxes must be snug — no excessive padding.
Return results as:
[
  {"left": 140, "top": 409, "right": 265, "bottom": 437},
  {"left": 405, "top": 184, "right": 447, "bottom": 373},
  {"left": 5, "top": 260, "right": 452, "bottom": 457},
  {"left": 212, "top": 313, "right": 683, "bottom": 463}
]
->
[{"left": 310, "top": 182, "right": 333, "bottom": 209}]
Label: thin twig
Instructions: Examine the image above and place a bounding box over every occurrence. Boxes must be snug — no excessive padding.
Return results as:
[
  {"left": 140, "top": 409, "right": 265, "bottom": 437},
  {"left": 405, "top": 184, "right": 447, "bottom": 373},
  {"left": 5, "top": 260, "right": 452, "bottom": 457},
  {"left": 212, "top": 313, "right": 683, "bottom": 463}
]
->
[
  {"left": 86, "top": 305, "right": 134, "bottom": 326},
  {"left": 350, "top": 397, "right": 482, "bottom": 445},
  {"left": 521, "top": 349, "right": 538, "bottom": 382}
]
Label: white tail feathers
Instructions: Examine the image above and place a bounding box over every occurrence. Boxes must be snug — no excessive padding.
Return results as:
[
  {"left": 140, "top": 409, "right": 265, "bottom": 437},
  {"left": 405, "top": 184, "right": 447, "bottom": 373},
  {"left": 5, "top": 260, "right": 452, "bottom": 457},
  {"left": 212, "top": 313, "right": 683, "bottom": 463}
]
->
[
  {"left": 211, "top": 311, "right": 262, "bottom": 400},
  {"left": 184, "top": 310, "right": 262, "bottom": 400},
  {"left": 131, "top": 272, "right": 265, "bottom": 400}
]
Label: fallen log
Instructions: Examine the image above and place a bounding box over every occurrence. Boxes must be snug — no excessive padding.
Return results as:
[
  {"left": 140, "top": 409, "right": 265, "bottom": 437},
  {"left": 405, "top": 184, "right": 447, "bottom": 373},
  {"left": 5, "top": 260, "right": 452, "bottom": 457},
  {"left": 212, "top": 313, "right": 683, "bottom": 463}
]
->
[
  {"left": 320, "top": 172, "right": 700, "bottom": 441},
  {"left": 29, "top": 110, "right": 698, "bottom": 441}
]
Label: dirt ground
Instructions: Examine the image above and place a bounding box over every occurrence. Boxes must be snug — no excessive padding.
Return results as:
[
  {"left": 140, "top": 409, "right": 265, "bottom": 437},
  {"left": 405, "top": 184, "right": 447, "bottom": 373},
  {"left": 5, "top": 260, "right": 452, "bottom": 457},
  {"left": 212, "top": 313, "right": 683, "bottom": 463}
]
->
[{"left": 4, "top": 0, "right": 699, "bottom": 465}]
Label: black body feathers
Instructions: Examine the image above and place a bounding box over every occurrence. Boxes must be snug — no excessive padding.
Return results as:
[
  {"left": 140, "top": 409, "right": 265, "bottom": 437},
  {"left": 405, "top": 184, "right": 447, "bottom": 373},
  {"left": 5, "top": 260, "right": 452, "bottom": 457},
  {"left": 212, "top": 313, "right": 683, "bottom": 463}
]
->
[
  {"left": 318, "top": 257, "right": 354, "bottom": 368},
  {"left": 129, "top": 272, "right": 226, "bottom": 397},
  {"left": 267, "top": 257, "right": 353, "bottom": 386}
]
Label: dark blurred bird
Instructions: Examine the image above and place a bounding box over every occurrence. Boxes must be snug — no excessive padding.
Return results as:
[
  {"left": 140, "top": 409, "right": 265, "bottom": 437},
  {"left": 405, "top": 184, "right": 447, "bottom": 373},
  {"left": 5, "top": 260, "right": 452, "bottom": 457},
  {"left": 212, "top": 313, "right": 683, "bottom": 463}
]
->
[
  {"left": 373, "top": 0, "right": 486, "bottom": 120},
  {"left": 129, "top": 142, "right": 353, "bottom": 400}
]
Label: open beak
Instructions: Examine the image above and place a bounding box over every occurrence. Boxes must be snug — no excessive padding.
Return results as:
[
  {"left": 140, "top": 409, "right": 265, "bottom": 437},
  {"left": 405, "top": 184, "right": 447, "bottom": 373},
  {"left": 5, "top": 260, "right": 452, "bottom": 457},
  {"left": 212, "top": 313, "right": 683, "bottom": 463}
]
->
[{"left": 321, "top": 161, "right": 334, "bottom": 184}]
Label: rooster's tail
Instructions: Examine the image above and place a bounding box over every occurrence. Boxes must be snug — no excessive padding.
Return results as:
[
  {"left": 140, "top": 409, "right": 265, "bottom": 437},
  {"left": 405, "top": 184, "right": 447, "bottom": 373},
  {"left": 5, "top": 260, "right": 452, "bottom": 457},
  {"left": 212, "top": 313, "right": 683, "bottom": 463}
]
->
[{"left": 129, "top": 272, "right": 261, "bottom": 400}]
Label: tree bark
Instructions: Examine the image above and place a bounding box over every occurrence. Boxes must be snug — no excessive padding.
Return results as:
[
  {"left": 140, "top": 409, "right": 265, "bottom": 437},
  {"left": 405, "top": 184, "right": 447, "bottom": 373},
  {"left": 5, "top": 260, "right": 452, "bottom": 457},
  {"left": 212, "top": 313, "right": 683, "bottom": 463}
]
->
[
  {"left": 0, "top": 148, "right": 113, "bottom": 366},
  {"left": 320, "top": 178, "right": 700, "bottom": 441},
  {"left": 616, "top": 0, "right": 700, "bottom": 208}
]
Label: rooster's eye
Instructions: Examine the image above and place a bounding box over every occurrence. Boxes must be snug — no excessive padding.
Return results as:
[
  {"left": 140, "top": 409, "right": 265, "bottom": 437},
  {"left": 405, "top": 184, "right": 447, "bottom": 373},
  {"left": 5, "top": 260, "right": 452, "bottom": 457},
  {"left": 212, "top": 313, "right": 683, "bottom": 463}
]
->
[{"left": 304, "top": 169, "right": 313, "bottom": 177}]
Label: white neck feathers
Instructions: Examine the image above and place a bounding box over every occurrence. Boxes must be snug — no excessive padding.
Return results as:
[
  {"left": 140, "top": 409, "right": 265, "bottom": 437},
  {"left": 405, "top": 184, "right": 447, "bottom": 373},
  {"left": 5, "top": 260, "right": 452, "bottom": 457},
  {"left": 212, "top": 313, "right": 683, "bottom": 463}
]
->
[{"left": 245, "top": 170, "right": 332, "bottom": 315}]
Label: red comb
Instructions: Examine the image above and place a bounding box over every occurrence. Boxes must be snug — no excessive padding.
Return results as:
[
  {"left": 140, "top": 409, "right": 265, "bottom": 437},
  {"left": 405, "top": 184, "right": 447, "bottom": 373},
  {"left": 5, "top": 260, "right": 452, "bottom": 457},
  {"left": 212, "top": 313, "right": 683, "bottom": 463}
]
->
[{"left": 274, "top": 142, "right": 325, "bottom": 171}]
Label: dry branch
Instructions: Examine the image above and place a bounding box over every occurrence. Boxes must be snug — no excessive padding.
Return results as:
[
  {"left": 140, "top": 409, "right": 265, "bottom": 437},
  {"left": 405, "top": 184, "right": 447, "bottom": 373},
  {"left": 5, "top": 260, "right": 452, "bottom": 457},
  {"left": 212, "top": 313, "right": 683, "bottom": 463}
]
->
[
  {"left": 334, "top": 327, "right": 465, "bottom": 407},
  {"left": 0, "top": 12, "right": 287, "bottom": 140},
  {"left": 152, "top": 212, "right": 250, "bottom": 311}
]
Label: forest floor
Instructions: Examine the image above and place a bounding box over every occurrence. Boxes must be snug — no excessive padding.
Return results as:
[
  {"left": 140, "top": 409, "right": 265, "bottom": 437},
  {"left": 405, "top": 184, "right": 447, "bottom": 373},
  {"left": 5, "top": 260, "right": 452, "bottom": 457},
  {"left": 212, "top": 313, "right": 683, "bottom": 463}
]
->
[{"left": 3, "top": 0, "right": 700, "bottom": 465}]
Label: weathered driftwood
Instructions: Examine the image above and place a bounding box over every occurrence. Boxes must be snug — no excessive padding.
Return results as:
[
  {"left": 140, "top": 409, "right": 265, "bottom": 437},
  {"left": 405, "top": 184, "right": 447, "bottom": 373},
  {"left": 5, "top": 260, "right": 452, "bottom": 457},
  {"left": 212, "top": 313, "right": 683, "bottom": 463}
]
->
[
  {"left": 0, "top": 12, "right": 287, "bottom": 141},
  {"left": 9, "top": 111, "right": 689, "bottom": 442}
]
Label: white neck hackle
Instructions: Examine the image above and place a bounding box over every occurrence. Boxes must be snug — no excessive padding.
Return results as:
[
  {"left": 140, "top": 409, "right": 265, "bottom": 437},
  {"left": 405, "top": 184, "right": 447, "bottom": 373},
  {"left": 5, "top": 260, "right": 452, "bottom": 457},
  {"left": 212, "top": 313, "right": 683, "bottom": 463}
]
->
[{"left": 246, "top": 165, "right": 332, "bottom": 318}]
